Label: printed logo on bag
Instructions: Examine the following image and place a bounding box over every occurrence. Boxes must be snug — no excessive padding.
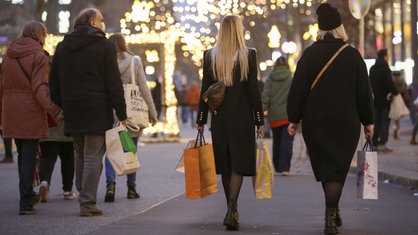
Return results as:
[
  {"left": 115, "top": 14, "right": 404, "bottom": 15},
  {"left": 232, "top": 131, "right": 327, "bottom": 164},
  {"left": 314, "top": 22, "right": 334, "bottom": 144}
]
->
[
  {"left": 362, "top": 161, "right": 377, "bottom": 188},
  {"left": 129, "top": 90, "right": 147, "bottom": 113}
]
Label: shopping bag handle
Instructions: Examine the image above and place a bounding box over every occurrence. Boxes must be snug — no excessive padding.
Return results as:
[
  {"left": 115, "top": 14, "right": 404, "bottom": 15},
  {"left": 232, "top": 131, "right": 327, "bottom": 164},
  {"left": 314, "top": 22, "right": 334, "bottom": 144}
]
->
[
  {"left": 194, "top": 131, "right": 206, "bottom": 148},
  {"left": 362, "top": 137, "right": 375, "bottom": 152}
]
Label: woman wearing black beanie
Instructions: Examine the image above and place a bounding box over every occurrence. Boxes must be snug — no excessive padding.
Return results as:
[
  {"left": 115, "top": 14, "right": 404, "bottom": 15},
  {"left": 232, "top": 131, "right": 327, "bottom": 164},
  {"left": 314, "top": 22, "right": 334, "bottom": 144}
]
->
[{"left": 287, "top": 3, "right": 374, "bottom": 235}]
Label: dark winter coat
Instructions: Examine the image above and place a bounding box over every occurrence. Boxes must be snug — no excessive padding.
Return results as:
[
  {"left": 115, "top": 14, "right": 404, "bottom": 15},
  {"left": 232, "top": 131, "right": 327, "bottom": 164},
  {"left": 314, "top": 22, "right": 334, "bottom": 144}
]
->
[
  {"left": 197, "top": 48, "right": 264, "bottom": 176},
  {"left": 369, "top": 58, "right": 399, "bottom": 110},
  {"left": 0, "top": 37, "right": 62, "bottom": 139},
  {"left": 262, "top": 66, "right": 293, "bottom": 124},
  {"left": 287, "top": 35, "right": 374, "bottom": 183},
  {"left": 49, "top": 27, "right": 127, "bottom": 136}
]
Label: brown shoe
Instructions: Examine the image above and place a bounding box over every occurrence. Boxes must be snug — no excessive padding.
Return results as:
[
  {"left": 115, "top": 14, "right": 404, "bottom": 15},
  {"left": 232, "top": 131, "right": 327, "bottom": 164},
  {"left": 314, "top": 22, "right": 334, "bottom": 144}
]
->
[
  {"left": 410, "top": 139, "right": 418, "bottom": 145},
  {"left": 80, "top": 208, "right": 103, "bottom": 217},
  {"left": 0, "top": 158, "right": 13, "bottom": 163}
]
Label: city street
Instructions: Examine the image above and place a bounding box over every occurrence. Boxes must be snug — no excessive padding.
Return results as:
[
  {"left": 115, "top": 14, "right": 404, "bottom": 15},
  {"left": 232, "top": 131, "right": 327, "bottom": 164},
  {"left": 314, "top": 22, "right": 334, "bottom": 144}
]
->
[{"left": 0, "top": 124, "right": 417, "bottom": 235}]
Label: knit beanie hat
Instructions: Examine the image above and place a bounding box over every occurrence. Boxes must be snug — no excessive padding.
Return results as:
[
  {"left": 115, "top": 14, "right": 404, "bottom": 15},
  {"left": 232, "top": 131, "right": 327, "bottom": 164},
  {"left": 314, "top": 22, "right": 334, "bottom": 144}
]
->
[{"left": 316, "top": 3, "right": 342, "bottom": 31}]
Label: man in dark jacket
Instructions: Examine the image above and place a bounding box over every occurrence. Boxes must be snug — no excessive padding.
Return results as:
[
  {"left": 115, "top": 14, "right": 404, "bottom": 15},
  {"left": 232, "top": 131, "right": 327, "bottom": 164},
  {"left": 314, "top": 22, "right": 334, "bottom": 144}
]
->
[
  {"left": 49, "top": 8, "right": 127, "bottom": 216},
  {"left": 369, "top": 49, "right": 398, "bottom": 152}
]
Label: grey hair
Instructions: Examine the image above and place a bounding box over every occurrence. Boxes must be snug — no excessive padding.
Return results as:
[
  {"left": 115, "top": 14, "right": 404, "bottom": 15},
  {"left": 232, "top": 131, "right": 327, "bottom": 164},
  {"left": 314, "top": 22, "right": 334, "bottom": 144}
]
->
[{"left": 73, "top": 8, "right": 98, "bottom": 28}]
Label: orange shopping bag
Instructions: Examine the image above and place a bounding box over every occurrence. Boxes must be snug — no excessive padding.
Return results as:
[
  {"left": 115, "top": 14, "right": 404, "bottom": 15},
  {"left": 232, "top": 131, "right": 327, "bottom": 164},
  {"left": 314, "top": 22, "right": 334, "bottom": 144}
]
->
[{"left": 184, "top": 132, "right": 218, "bottom": 199}]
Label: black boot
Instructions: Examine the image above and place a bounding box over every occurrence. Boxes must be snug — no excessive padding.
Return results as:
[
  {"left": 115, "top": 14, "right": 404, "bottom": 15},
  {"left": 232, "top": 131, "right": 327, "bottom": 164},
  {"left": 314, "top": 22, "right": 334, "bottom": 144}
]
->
[
  {"left": 324, "top": 208, "right": 339, "bottom": 234},
  {"left": 127, "top": 186, "right": 140, "bottom": 199},
  {"left": 223, "top": 201, "right": 239, "bottom": 231},
  {"left": 335, "top": 208, "right": 342, "bottom": 227},
  {"left": 104, "top": 182, "right": 115, "bottom": 202}
]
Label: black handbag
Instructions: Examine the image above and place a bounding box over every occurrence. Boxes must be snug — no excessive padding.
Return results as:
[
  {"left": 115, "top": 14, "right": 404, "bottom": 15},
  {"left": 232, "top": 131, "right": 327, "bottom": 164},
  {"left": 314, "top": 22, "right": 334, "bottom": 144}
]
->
[{"left": 202, "top": 81, "right": 225, "bottom": 114}]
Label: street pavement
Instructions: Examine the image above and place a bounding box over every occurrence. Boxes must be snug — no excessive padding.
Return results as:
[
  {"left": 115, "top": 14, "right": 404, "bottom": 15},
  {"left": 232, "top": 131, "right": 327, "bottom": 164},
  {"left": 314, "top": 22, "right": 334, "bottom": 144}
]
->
[{"left": 0, "top": 118, "right": 417, "bottom": 235}]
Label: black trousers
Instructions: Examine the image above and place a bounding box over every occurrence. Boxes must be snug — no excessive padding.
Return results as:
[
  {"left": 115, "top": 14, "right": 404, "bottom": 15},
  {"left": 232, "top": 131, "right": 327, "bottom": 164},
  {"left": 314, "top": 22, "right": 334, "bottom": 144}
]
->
[
  {"left": 373, "top": 108, "right": 390, "bottom": 146},
  {"left": 15, "top": 139, "right": 38, "bottom": 207},
  {"left": 39, "top": 141, "right": 74, "bottom": 192}
]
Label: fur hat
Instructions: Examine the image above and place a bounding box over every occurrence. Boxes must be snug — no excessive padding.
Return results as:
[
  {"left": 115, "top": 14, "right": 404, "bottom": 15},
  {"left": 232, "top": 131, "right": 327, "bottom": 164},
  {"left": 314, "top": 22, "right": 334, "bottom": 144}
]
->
[{"left": 316, "top": 3, "right": 342, "bottom": 31}]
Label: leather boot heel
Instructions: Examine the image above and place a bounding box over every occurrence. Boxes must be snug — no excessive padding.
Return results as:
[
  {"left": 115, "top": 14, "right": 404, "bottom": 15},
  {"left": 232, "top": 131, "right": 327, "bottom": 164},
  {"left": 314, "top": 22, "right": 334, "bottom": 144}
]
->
[
  {"left": 324, "top": 208, "right": 339, "bottom": 235},
  {"left": 335, "top": 209, "right": 342, "bottom": 228},
  {"left": 223, "top": 201, "right": 239, "bottom": 231},
  {"left": 104, "top": 182, "right": 115, "bottom": 202}
]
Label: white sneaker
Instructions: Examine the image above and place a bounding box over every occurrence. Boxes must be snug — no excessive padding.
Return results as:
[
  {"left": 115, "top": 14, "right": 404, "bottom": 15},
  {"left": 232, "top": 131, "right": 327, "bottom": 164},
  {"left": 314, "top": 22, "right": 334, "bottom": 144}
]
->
[
  {"left": 63, "top": 191, "right": 76, "bottom": 200},
  {"left": 39, "top": 181, "right": 49, "bottom": 203}
]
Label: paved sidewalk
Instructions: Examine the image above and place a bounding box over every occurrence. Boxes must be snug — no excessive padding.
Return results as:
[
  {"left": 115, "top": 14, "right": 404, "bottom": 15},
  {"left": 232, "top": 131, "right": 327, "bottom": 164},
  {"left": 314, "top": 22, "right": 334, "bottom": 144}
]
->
[
  {"left": 172, "top": 118, "right": 418, "bottom": 191},
  {"left": 0, "top": 118, "right": 417, "bottom": 235},
  {"left": 1, "top": 118, "right": 417, "bottom": 190}
]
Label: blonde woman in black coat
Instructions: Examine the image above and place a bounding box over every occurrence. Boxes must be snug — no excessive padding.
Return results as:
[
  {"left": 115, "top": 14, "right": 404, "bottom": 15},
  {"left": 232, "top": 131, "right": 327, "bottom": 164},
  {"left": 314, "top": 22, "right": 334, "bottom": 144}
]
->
[
  {"left": 287, "top": 3, "right": 374, "bottom": 235},
  {"left": 196, "top": 15, "right": 264, "bottom": 231}
]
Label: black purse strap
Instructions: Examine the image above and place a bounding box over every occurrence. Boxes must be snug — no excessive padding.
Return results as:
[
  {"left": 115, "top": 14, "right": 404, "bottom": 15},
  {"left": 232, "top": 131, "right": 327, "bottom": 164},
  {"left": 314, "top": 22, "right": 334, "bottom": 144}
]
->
[{"left": 16, "top": 59, "right": 31, "bottom": 83}]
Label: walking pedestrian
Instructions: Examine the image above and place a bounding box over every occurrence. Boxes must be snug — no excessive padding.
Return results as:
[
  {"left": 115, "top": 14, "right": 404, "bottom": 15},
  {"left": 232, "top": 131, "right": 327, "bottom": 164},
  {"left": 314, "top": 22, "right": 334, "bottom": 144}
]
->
[
  {"left": 391, "top": 71, "right": 409, "bottom": 139},
  {"left": 0, "top": 63, "right": 14, "bottom": 164},
  {"left": 196, "top": 15, "right": 264, "bottom": 231},
  {"left": 175, "top": 83, "right": 189, "bottom": 124},
  {"left": 262, "top": 57, "right": 293, "bottom": 175},
  {"left": 186, "top": 81, "right": 200, "bottom": 127},
  {"left": 0, "top": 129, "right": 14, "bottom": 163},
  {"left": 49, "top": 8, "right": 127, "bottom": 217},
  {"left": 369, "top": 49, "right": 398, "bottom": 152},
  {"left": 38, "top": 120, "right": 76, "bottom": 202},
  {"left": 103, "top": 33, "right": 158, "bottom": 203},
  {"left": 0, "top": 20, "right": 63, "bottom": 215},
  {"left": 411, "top": 95, "right": 418, "bottom": 145},
  {"left": 287, "top": 3, "right": 374, "bottom": 234}
]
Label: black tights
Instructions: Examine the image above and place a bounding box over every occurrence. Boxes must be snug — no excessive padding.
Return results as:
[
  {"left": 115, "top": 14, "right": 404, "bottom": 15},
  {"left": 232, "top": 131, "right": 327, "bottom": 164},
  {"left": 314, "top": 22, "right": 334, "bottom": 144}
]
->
[
  {"left": 222, "top": 172, "right": 243, "bottom": 204},
  {"left": 322, "top": 181, "right": 343, "bottom": 208}
]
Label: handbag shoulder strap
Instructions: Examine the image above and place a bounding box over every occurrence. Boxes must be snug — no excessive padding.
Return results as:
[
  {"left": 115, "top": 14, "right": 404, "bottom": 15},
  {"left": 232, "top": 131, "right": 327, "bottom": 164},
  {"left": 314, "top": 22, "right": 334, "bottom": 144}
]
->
[
  {"left": 16, "top": 58, "right": 31, "bottom": 83},
  {"left": 310, "top": 43, "right": 350, "bottom": 90},
  {"left": 129, "top": 56, "right": 136, "bottom": 85}
]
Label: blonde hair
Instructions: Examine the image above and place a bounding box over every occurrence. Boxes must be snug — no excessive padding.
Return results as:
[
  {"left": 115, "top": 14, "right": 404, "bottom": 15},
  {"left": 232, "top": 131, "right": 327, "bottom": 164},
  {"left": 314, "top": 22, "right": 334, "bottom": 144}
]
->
[
  {"left": 316, "top": 24, "right": 348, "bottom": 41},
  {"left": 210, "top": 15, "right": 249, "bottom": 86}
]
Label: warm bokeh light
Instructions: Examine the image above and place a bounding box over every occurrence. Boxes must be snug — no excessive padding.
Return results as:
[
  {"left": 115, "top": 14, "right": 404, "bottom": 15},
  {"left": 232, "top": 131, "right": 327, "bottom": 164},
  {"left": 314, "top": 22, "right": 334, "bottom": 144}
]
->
[{"left": 43, "top": 0, "right": 322, "bottom": 137}]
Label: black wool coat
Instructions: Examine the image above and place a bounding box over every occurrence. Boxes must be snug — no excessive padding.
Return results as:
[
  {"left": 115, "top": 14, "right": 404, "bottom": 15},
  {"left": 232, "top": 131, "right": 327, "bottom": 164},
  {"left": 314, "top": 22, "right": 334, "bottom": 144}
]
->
[
  {"left": 197, "top": 48, "right": 264, "bottom": 176},
  {"left": 49, "top": 30, "right": 127, "bottom": 136},
  {"left": 369, "top": 58, "right": 399, "bottom": 110},
  {"left": 287, "top": 36, "right": 374, "bottom": 183}
]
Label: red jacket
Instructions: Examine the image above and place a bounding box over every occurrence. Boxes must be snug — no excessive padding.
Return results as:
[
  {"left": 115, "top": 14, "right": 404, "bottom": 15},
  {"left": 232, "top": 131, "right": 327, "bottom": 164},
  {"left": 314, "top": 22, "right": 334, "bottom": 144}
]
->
[
  {"left": 0, "top": 37, "right": 61, "bottom": 139},
  {"left": 186, "top": 84, "right": 200, "bottom": 110}
]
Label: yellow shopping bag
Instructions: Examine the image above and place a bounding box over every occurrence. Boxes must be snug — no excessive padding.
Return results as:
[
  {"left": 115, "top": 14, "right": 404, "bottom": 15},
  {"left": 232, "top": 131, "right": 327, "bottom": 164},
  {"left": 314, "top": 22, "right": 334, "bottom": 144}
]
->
[{"left": 252, "top": 137, "right": 274, "bottom": 199}]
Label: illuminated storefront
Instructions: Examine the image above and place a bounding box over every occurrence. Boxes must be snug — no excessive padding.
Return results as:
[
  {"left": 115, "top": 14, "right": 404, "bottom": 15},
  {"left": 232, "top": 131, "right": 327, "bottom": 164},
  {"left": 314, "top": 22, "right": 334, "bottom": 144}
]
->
[{"left": 369, "top": 0, "right": 418, "bottom": 84}]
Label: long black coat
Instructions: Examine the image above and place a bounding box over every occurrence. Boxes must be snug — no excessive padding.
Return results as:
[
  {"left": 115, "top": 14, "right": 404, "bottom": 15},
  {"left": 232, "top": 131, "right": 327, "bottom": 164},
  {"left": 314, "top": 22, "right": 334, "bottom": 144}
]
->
[
  {"left": 287, "top": 36, "right": 374, "bottom": 183},
  {"left": 49, "top": 29, "right": 127, "bottom": 136},
  {"left": 369, "top": 58, "right": 399, "bottom": 110},
  {"left": 197, "top": 48, "right": 264, "bottom": 176}
]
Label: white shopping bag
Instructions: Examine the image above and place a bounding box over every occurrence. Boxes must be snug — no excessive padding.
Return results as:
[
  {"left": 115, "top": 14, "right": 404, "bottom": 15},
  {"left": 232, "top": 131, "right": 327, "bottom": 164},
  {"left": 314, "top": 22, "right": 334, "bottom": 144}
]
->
[
  {"left": 124, "top": 56, "right": 149, "bottom": 134},
  {"left": 105, "top": 124, "right": 140, "bottom": 176},
  {"left": 175, "top": 139, "right": 196, "bottom": 173},
  {"left": 357, "top": 138, "right": 378, "bottom": 199},
  {"left": 389, "top": 94, "right": 409, "bottom": 120}
]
